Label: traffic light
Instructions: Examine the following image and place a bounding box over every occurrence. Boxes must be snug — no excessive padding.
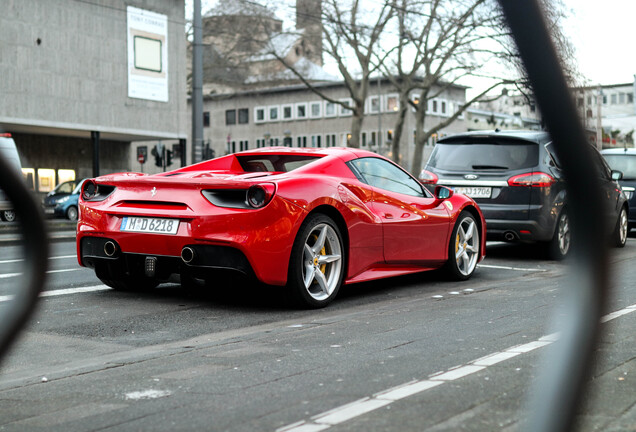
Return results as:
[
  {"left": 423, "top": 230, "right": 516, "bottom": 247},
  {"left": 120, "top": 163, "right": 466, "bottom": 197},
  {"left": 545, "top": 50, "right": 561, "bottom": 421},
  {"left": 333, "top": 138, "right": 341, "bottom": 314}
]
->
[
  {"left": 166, "top": 150, "right": 173, "bottom": 166},
  {"left": 151, "top": 144, "right": 163, "bottom": 167}
]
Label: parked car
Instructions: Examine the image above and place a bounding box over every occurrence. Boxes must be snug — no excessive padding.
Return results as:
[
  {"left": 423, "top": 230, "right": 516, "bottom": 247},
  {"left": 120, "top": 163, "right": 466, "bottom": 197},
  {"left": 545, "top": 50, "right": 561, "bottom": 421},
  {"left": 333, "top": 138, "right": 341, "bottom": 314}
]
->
[
  {"left": 42, "top": 179, "right": 86, "bottom": 221},
  {"left": 601, "top": 148, "right": 636, "bottom": 231},
  {"left": 420, "top": 130, "right": 628, "bottom": 259},
  {"left": 0, "top": 133, "right": 23, "bottom": 222},
  {"left": 77, "top": 147, "right": 486, "bottom": 308}
]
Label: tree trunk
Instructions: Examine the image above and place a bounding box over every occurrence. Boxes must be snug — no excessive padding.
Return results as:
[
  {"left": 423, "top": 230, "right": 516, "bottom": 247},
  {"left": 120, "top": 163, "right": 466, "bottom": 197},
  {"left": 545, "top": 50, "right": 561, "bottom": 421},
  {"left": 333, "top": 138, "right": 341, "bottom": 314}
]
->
[
  {"left": 411, "top": 109, "right": 429, "bottom": 175},
  {"left": 390, "top": 89, "right": 410, "bottom": 165}
]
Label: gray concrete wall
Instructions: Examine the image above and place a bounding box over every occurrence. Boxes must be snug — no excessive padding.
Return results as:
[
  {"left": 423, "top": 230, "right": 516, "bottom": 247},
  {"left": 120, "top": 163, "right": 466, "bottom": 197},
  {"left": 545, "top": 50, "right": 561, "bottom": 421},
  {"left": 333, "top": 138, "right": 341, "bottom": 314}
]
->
[{"left": 0, "top": 0, "right": 187, "bottom": 138}]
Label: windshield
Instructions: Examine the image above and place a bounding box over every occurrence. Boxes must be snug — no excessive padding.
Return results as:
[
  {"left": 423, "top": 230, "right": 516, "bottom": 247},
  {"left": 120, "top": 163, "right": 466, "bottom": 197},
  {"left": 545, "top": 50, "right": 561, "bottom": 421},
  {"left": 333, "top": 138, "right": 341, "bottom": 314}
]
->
[
  {"left": 428, "top": 142, "right": 539, "bottom": 171},
  {"left": 603, "top": 154, "right": 636, "bottom": 180}
]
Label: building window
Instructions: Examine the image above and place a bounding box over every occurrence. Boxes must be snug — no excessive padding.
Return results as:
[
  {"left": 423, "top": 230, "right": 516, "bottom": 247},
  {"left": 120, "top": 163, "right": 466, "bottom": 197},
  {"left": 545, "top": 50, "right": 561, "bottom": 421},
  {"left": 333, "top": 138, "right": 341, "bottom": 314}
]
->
[
  {"left": 603, "top": 95, "right": 607, "bottom": 104},
  {"left": 441, "top": 101, "right": 447, "bottom": 115},
  {"left": 225, "top": 109, "right": 236, "bottom": 125},
  {"left": 587, "top": 96, "right": 592, "bottom": 105},
  {"left": 283, "top": 137, "right": 292, "bottom": 147},
  {"left": 432, "top": 100, "right": 438, "bottom": 113},
  {"left": 238, "top": 108, "right": 249, "bottom": 124},
  {"left": 361, "top": 132, "right": 367, "bottom": 147},
  {"left": 282, "top": 104, "right": 293, "bottom": 120},
  {"left": 255, "top": 107, "right": 266, "bottom": 123},
  {"left": 297, "top": 136, "right": 307, "bottom": 147},
  {"left": 296, "top": 103, "right": 308, "bottom": 119},
  {"left": 203, "top": 111, "right": 210, "bottom": 127},
  {"left": 256, "top": 139, "right": 265, "bottom": 148},
  {"left": 310, "top": 101, "right": 322, "bottom": 118},
  {"left": 325, "top": 101, "right": 337, "bottom": 117},
  {"left": 619, "top": 93, "right": 626, "bottom": 104},
  {"left": 629, "top": 94, "right": 634, "bottom": 103},
  {"left": 371, "top": 131, "right": 377, "bottom": 147},
  {"left": 325, "top": 134, "right": 336, "bottom": 147},
  {"left": 611, "top": 94, "right": 617, "bottom": 105},
  {"left": 368, "top": 96, "right": 380, "bottom": 113},
  {"left": 385, "top": 94, "right": 399, "bottom": 112},
  {"left": 387, "top": 130, "right": 393, "bottom": 142},
  {"left": 269, "top": 106, "right": 279, "bottom": 121},
  {"left": 239, "top": 140, "right": 249, "bottom": 151},
  {"left": 311, "top": 135, "right": 321, "bottom": 148},
  {"left": 339, "top": 99, "right": 353, "bottom": 116}
]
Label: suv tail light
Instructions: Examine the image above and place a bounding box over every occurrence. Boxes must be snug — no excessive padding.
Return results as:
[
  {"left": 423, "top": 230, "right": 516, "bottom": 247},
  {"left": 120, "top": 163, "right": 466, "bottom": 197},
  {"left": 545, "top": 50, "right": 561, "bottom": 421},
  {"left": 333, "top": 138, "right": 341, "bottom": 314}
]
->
[
  {"left": 508, "top": 172, "right": 555, "bottom": 187},
  {"left": 418, "top": 169, "right": 439, "bottom": 184}
]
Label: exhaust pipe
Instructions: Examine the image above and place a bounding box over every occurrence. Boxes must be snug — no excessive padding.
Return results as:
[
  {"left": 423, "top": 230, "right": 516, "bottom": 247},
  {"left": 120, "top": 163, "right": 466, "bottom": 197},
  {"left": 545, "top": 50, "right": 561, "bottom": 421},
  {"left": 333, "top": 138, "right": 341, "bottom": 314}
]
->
[
  {"left": 104, "top": 241, "right": 118, "bottom": 257},
  {"left": 181, "top": 247, "right": 195, "bottom": 264},
  {"left": 504, "top": 231, "right": 517, "bottom": 241}
]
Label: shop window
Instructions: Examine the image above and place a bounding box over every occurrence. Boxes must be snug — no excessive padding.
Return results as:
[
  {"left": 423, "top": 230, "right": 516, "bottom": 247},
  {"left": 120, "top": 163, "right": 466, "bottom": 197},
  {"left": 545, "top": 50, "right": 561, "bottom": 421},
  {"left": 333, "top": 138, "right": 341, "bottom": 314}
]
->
[{"left": 38, "top": 168, "right": 56, "bottom": 193}]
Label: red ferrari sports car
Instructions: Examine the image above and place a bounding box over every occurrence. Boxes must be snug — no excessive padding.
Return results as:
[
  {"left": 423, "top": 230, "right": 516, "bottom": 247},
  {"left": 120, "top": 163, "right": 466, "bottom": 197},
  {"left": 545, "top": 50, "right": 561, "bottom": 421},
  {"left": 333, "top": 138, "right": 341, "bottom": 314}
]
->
[{"left": 77, "top": 147, "right": 486, "bottom": 308}]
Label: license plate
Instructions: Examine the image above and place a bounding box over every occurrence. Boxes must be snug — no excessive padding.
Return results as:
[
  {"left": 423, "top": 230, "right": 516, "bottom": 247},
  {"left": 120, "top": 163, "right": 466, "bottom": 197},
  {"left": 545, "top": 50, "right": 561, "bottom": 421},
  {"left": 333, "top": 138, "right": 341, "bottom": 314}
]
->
[
  {"left": 44, "top": 208, "right": 55, "bottom": 215},
  {"left": 454, "top": 186, "right": 492, "bottom": 198},
  {"left": 120, "top": 217, "right": 179, "bottom": 235}
]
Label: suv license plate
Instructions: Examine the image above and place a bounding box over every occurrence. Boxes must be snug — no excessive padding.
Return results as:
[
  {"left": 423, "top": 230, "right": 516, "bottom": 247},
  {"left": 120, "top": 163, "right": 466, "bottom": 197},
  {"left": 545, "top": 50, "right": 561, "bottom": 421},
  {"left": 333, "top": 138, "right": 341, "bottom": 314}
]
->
[
  {"left": 454, "top": 187, "right": 492, "bottom": 198},
  {"left": 120, "top": 217, "right": 179, "bottom": 235}
]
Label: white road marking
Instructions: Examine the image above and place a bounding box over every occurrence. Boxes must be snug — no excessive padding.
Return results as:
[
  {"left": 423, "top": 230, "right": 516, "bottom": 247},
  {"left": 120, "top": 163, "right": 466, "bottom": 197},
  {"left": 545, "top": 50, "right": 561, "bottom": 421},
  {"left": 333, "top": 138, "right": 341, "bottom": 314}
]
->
[
  {"left": 0, "top": 254, "right": 76, "bottom": 265},
  {"left": 124, "top": 389, "right": 171, "bottom": 400},
  {"left": 477, "top": 263, "right": 547, "bottom": 272},
  {"left": 0, "top": 285, "right": 110, "bottom": 303},
  {"left": 0, "top": 268, "right": 81, "bottom": 279},
  {"left": 277, "top": 302, "right": 636, "bottom": 432}
]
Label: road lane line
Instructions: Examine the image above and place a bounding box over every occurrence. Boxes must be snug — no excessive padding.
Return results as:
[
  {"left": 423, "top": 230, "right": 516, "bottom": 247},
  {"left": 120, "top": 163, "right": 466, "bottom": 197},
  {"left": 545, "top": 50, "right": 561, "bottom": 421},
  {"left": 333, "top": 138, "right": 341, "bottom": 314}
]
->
[
  {"left": 477, "top": 263, "right": 547, "bottom": 272},
  {"left": 0, "top": 254, "right": 76, "bottom": 265},
  {"left": 277, "top": 302, "right": 636, "bottom": 432},
  {"left": 0, "top": 285, "right": 110, "bottom": 303},
  {"left": 0, "top": 268, "right": 82, "bottom": 279}
]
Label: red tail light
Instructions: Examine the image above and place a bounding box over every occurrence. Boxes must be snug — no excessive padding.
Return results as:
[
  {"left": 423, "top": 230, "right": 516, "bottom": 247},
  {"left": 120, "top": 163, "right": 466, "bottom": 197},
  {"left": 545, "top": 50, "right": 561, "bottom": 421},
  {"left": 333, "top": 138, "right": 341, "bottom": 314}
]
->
[
  {"left": 0, "top": 133, "right": 12, "bottom": 138},
  {"left": 508, "top": 172, "right": 555, "bottom": 187},
  {"left": 418, "top": 169, "right": 439, "bottom": 184}
]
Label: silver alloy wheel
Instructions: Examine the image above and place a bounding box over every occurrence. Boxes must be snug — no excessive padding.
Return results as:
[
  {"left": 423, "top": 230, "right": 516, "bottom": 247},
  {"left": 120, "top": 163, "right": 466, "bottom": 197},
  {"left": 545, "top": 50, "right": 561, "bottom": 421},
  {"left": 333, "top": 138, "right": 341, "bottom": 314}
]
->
[
  {"left": 454, "top": 216, "right": 479, "bottom": 276},
  {"left": 67, "top": 206, "right": 78, "bottom": 221},
  {"left": 618, "top": 207, "right": 628, "bottom": 245},
  {"left": 302, "top": 223, "right": 343, "bottom": 301},
  {"left": 557, "top": 212, "right": 571, "bottom": 255}
]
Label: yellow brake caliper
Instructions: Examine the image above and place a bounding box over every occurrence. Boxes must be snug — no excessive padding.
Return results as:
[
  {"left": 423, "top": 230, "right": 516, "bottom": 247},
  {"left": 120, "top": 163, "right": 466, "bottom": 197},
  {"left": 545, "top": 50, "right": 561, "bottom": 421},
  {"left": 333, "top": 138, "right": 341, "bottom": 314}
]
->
[{"left": 311, "top": 234, "right": 327, "bottom": 275}]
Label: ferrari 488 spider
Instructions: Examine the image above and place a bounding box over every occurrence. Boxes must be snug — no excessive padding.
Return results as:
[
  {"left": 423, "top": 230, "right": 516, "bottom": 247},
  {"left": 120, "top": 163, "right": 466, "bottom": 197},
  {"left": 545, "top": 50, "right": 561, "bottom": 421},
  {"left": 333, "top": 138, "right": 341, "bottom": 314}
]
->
[{"left": 77, "top": 147, "right": 486, "bottom": 308}]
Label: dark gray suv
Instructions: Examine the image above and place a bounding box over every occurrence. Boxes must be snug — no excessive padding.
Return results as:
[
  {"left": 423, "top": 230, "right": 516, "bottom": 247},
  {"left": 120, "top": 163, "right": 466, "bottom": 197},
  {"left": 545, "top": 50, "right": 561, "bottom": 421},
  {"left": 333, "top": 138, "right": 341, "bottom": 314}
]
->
[{"left": 420, "top": 130, "right": 628, "bottom": 259}]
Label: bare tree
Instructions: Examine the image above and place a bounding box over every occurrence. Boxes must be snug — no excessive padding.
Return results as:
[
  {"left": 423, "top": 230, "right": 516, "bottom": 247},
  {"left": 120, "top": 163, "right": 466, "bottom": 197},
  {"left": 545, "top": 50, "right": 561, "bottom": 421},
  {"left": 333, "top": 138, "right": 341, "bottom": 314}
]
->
[{"left": 270, "top": 0, "right": 396, "bottom": 147}]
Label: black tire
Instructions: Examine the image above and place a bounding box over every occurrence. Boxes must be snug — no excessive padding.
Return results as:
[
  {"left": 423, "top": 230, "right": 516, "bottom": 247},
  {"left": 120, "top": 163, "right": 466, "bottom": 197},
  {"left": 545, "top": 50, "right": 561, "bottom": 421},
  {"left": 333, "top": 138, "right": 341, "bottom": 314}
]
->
[
  {"left": 612, "top": 206, "right": 628, "bottom": 248},
  {"left": 66, "top": 205, "right": 78, "bottom": 221},
  {"left": 287, "top": 213, "right": 345, "bottom": 309},
  {"left": 99, "top": 276, "right": 158, "bottom": 291},
  {"left": 444, "top": 211, "right": 480, "bottom": 280},
  {"left": 548, "top": 210, "right": 570, "bottom": 260},
  {"left": 2, "top": 210, "right": 16, "bottom": 222}
]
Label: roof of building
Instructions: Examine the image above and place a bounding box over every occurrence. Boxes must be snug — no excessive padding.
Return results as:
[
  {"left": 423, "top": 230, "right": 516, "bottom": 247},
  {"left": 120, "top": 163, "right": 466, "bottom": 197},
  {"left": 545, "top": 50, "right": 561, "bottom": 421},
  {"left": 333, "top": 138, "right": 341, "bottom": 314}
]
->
[{"left": 205, "top": 0, "right": 278, "bottom": 19}]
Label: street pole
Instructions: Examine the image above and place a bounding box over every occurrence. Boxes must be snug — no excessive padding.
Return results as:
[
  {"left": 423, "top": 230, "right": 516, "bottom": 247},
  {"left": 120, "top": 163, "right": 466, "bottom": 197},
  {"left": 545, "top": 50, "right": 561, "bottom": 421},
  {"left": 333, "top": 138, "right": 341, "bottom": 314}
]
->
[{"left": 191, "top": 0, "right": 204, "bottom": 164}]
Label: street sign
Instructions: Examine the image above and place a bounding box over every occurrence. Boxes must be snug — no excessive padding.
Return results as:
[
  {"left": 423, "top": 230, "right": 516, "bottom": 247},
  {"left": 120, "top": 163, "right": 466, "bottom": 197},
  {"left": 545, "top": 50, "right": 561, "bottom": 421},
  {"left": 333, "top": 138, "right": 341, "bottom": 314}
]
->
[
  {"left": 138, "top": 153, "right": 145, "bottom": 164},
  {"left": 137, "top": 146, "right": 148, "bottom": 165}
]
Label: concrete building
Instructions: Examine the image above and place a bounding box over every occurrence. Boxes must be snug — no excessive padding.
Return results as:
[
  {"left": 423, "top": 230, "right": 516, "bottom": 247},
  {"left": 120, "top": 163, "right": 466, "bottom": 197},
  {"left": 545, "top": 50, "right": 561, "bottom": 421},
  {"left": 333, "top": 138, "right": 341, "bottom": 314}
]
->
[
  {"left": 1, "top": 0, "right": 187, "bottom": 194},
  {"left": 201, "top": 79, "right": 468, "bottom": 170}
]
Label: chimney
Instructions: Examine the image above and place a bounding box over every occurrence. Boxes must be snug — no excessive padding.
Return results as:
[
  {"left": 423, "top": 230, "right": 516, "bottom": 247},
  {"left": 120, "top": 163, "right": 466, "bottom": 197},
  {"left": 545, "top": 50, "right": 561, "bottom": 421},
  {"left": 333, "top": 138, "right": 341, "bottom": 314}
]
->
[{"left": 296, "top": 0, "right": 323, "bottom": 66}]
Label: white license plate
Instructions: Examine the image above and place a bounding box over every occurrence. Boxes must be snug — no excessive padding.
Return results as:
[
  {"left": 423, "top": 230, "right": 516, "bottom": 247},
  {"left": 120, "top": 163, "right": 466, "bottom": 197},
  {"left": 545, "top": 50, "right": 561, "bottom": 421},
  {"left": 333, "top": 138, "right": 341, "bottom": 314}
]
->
[
  {"left": 44, "top": 208, "right": 55, "bottom": 215},
  {"left": 454, "top": 186, "right": 492, "bottom": 198},
  {"left": 120, "top": 217, "right": 179, "bottom": 235}
]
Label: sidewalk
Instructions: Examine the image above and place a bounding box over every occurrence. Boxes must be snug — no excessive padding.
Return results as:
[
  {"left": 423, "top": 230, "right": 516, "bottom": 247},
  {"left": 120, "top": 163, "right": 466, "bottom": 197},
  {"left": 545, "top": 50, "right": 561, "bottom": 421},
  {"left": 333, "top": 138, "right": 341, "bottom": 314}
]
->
[{"left": 0, "top": 220, "right": 76, "bottom": 245}]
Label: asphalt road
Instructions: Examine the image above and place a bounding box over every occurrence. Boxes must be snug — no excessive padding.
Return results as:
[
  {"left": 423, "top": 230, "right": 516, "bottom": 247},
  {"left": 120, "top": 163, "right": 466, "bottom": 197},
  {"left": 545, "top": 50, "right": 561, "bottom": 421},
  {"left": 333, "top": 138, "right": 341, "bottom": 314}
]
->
[{"left": 0, "top": 235, "right": 635, "bottom": 431}]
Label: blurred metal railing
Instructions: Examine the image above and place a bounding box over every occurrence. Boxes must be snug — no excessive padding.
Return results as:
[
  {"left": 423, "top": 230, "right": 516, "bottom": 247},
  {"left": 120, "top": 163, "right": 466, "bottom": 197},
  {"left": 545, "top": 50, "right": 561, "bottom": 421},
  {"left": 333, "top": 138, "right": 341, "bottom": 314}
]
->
[
  {"left": 0, "top": 149, "right": 48, "bottom": 363},
  {"left": 497, "top": 1, "right": 609, "bottom": 431}
]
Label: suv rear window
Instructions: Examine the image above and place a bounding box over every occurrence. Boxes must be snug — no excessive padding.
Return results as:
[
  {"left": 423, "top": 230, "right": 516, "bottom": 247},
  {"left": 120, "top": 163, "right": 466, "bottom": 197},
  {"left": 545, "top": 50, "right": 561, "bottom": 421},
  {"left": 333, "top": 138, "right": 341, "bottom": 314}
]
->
[{"left": 428, "top": 142, "right": 539, "bottom": 171}]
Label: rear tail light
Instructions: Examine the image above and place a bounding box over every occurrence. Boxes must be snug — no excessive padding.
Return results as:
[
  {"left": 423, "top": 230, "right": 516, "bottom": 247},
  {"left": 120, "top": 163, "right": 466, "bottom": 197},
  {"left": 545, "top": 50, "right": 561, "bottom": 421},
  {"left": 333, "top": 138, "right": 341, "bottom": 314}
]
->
[
  {"left": 508, "top": 172, "right": 555, "bottom": 187},
  {"left": 418, "top": 169, "right": 439, "bottom": 184},
  {"left": 0, "top": 133, "right": 12, "bottom": 138},
  {"left": 246, "top": 183, "right": 276, "bottom": 208},
  {"left": 81, "top": 180, "right": 116, "bottom": 201}
]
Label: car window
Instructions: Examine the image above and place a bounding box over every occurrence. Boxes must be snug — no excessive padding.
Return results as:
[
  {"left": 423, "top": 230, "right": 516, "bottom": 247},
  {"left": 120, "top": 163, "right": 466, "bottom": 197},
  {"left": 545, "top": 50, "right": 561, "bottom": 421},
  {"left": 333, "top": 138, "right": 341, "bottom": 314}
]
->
[
  {"left": 428, "top": 142, "right": 538, "bottom": 171},
  {"left": 590, "top": 149, "right": 611, "bottom": 180},
  {"left": 57, "top": 182, "right": 75, "bottom": 194},
  {"left": 545, "top": 142, "right": 562, "bottom": 168},
  {"left": 236, "top": 155, "right": 321, "bottom": 173},
  {"left": 603, "top": 154, "right": 636, "bottom": 180},
  {"left": 349, "top": 157, "right": 425, "bottom": 197}
]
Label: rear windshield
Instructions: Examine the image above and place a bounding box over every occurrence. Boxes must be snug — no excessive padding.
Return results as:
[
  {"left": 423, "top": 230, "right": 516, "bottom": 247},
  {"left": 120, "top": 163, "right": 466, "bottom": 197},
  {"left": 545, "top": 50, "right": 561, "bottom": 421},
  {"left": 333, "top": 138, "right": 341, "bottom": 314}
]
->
[
  {"left": 236, "top": 154, "right": 321, "bottom": 173},
  {"left": 603, "top": 154, "right": 636, "bottom": 180},
  {"left": 428, "top": 142, "right": 539, "bottom": 171}
]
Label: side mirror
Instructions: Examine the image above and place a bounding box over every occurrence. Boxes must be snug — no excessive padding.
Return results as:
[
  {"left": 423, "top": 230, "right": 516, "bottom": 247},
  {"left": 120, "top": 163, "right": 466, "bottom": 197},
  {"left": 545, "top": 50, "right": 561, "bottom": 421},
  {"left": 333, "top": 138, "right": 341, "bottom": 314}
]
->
[
  {"left": 434, "top": 185, "right": 453, "bottom": 200},
  {"left": 611, "top": 170, "right": 623, "bottom": 181}
]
